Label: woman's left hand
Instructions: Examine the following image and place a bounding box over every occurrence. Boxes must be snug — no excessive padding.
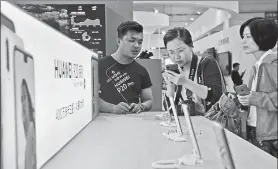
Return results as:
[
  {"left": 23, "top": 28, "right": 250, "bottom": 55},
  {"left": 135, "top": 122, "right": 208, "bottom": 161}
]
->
[
  {"left": 237, "top": 94, "right": 252, "bottom": 106},
  {"left": 164, "top": 68, "right": 188, "bottom": 85}
]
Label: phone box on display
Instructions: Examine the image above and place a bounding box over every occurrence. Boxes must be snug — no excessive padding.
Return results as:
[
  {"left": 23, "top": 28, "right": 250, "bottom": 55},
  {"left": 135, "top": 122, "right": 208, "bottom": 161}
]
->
[{"left": 1, "top": 2, "right": 99, "bottom": 168}]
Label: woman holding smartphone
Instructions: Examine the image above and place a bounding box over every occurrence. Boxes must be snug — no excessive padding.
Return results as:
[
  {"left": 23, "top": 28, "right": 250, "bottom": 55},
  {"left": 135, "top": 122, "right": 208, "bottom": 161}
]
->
[
  {"left": 163, "top": 27, "right": 224, "bottom": 115},
  {"left": 237, "top": 18, "right": 277, "bottom": 157}
]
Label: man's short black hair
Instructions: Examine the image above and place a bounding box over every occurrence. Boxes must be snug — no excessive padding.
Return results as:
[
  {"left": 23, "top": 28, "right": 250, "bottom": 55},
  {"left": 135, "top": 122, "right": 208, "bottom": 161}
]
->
[
  {"left": 233, "top": 63, "right": 240, "bottom": 68},
  {"left": 240, "top": 18, "right": 278, "bottom": 51},
  {"left": 117, "top": 21, "right": 143, "bottom": 39},
  {"left": 163, "top": 27, "right": 193, "bottom": 48}
]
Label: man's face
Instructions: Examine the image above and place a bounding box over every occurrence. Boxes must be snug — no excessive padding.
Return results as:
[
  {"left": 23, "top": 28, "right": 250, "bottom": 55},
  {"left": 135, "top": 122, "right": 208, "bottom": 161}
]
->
[
  {"left": 118, "top": 30, "right": 143, "bottom": 58},
  {"left": 235, "top": 65, "right": 240, "bottom": 71}
]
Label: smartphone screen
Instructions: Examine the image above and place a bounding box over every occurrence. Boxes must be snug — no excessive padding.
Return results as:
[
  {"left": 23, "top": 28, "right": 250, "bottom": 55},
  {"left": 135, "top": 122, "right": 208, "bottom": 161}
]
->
[
  {"left": 166, "top": 64, "right": 180, "bottom": 74},
  {"left": 13, "top": 46, "right": 36, "bottom": 169},
  {"left": 91, "top": 57, "right": 99, "bottom": 118}
]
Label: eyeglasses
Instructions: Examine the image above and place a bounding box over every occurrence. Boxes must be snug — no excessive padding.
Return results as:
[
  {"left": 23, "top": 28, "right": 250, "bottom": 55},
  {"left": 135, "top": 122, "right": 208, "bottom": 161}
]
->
[{"left": 167, "top": 47, "right": 187, "bottom": 57}]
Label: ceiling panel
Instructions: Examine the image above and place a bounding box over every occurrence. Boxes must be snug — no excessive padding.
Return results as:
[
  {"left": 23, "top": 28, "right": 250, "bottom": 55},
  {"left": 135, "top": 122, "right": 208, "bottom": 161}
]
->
[
  {"left": 133, "top": 1, "right": 277, "bottom": 35},
  {"left": 133, "top": 4, "right": 208, "bottom": 15},
  {"left": 133, "top": 2, "right": 208, "bottom": 31}
]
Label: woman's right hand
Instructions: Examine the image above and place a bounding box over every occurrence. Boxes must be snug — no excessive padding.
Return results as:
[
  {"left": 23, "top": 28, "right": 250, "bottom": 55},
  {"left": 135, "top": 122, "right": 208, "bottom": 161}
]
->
[{"left": 162, "top": 72, "right": 175, "bottom": 97}]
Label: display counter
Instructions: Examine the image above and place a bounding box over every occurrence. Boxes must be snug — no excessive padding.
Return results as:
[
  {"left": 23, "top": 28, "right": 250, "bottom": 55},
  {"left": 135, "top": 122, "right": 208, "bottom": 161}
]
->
[{"left": 41, "top": 112, "right": 277, "bottom": 169}]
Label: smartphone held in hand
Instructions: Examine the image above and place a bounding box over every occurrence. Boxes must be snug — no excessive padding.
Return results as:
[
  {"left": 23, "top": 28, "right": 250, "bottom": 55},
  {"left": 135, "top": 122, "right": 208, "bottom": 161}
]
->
[
  {"left": 235, "top": 84, "right": 250, "bottom": 96},
  {"left": 166, "top": 64, "right": 180, "bottom": 74}
]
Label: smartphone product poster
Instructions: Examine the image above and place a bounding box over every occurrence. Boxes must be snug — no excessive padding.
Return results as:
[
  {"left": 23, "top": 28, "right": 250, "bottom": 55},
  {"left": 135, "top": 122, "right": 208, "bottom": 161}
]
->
[
  {"left": 1, "top": 2, "right": 96, "bottom": 168},
  {"left": 1, "top": 23, "right": 23, "bottom": 169},
  {"left": 13, "top": 47, "right": 36, "bottom": 169}
]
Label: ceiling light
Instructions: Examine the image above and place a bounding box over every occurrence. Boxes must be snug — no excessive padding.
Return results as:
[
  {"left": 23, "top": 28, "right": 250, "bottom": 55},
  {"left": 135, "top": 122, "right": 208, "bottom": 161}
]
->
[
  {"left": 154, "top": 9, "right": 158, "bottom": 13},
  {"left": 190, "top": 18, "right": 194, "bottom": 21},
  {"left": 197, "top": 11, "right": 201, "bottom": 15},
  {"left": 184, "top": 23, "right": 188, "bottom": 26}
]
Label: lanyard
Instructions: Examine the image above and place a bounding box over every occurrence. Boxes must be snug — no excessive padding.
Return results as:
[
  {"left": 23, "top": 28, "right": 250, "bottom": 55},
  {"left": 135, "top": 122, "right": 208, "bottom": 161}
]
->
[
  {"left": 186, "top": 54, "right": 198, "bottom": 98},
  {"left": 175, "top": 54, "right": 198, "bottom": 102}
]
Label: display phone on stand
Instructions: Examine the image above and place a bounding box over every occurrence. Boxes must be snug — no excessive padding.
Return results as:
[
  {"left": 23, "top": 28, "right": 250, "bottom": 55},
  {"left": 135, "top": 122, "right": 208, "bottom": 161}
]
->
[
  {"left": 213, "top": 122, "right": 235, "bottom": 169},
  {"left": 91, "top": 56, "right": 99, "bottom": 119},
  {"left": 13, "top": 46, "right": 36, "bottom": 169},
  {"left": 181, "top": 103, "right": 202, "bottom": 161},
  {"left": 1, "top": 22, "right": 24, "bottom": 169}
]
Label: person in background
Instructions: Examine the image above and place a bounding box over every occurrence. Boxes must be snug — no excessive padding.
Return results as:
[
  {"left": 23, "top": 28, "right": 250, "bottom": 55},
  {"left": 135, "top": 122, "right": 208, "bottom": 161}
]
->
[
  {"left": 98, "top": 21, "right": 153, "bottom": 114},
  {"left": 41, "top": 18, "right": 61, "bottom": 31},
  {"left": 138, "top": 50, "right": 148, "bottom": 59},
  {"left": 162, "top": 27, "right": 224, "bottom": 115},
  {"left": 238, "top": 17, "right": 277, "bottom": 158},
  {"left": 148, "top": 52, "right": 154, "bottom": 58},
  {"left": 231, "top": 63, "right": 246, "bottom": 87},
  {"left": 138, "top": 50, "right": 153, "bottom": 59}
]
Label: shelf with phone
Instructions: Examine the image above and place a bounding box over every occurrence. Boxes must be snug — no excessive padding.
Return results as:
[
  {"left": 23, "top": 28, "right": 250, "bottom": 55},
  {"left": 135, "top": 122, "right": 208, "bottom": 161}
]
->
[
  {"left": 152, "top": 101, "right": 204, "bottom": 169},
  {"left": 157, "top": 78, "right": 233, "bottom": 169},
  {"left": 160, "top": 93, "right": 204, "bottom": 144}
]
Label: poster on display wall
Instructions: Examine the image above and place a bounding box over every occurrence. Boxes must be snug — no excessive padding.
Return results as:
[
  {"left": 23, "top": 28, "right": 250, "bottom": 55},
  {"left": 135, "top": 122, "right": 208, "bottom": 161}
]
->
[
  {"left": 1, "top": 19, "right": 27, "bottom": 169},
  {"left": 17, "top": 3, "right": 106, "bottom": 58},
  {"left": 1, "top": 2, "right": 98, "bottom": 168},
  {"left": 1, "top": 14, "right": 38, "bottom": 169},
  {"left": 265, "top": 12, "right": 278, "bottom": 27}
]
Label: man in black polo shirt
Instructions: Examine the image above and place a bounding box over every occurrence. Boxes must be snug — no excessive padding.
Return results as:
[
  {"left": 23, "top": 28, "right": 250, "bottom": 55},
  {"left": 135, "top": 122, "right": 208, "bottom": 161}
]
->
[
  {"left": 231, "top": 63, "right": 245, "bottom": 87},
  {"left": 99, "top": 21, "right": 153, "bottom": 114}
]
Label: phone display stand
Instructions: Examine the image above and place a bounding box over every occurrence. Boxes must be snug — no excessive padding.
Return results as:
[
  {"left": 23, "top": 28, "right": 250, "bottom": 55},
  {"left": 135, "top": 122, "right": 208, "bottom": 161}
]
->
[
  {"left": 156, "top": 111, "right": 170, "bottom": 121},
  {"left": 152, "top": 149, "right": 203, "bottom": 169},
  {"left": 181, "top": 103, "right": 203, "bottom": 161},
  {"left": 158, "top": 93, "right": 174, "bottom": 125},
  {"left": 162, "top": 130, "right": 187, "bottom": 142},
  {"left": 160, "top": 121, "right": 176, "bottom": 127},
  {"left": 155, "top": 113, "right": 167, "bottom": 120},
  {"left": 213, "top": 122, "right": 236, "bottom": 169},
  {"left": 157, "top": 112, "right": 178, "bottom": 127},
  {"left": 161, "top": 97, "right": 184, "bottom": 140},
  {"left": 152, "top": 99, "right": 204, "bottom": 169}
]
